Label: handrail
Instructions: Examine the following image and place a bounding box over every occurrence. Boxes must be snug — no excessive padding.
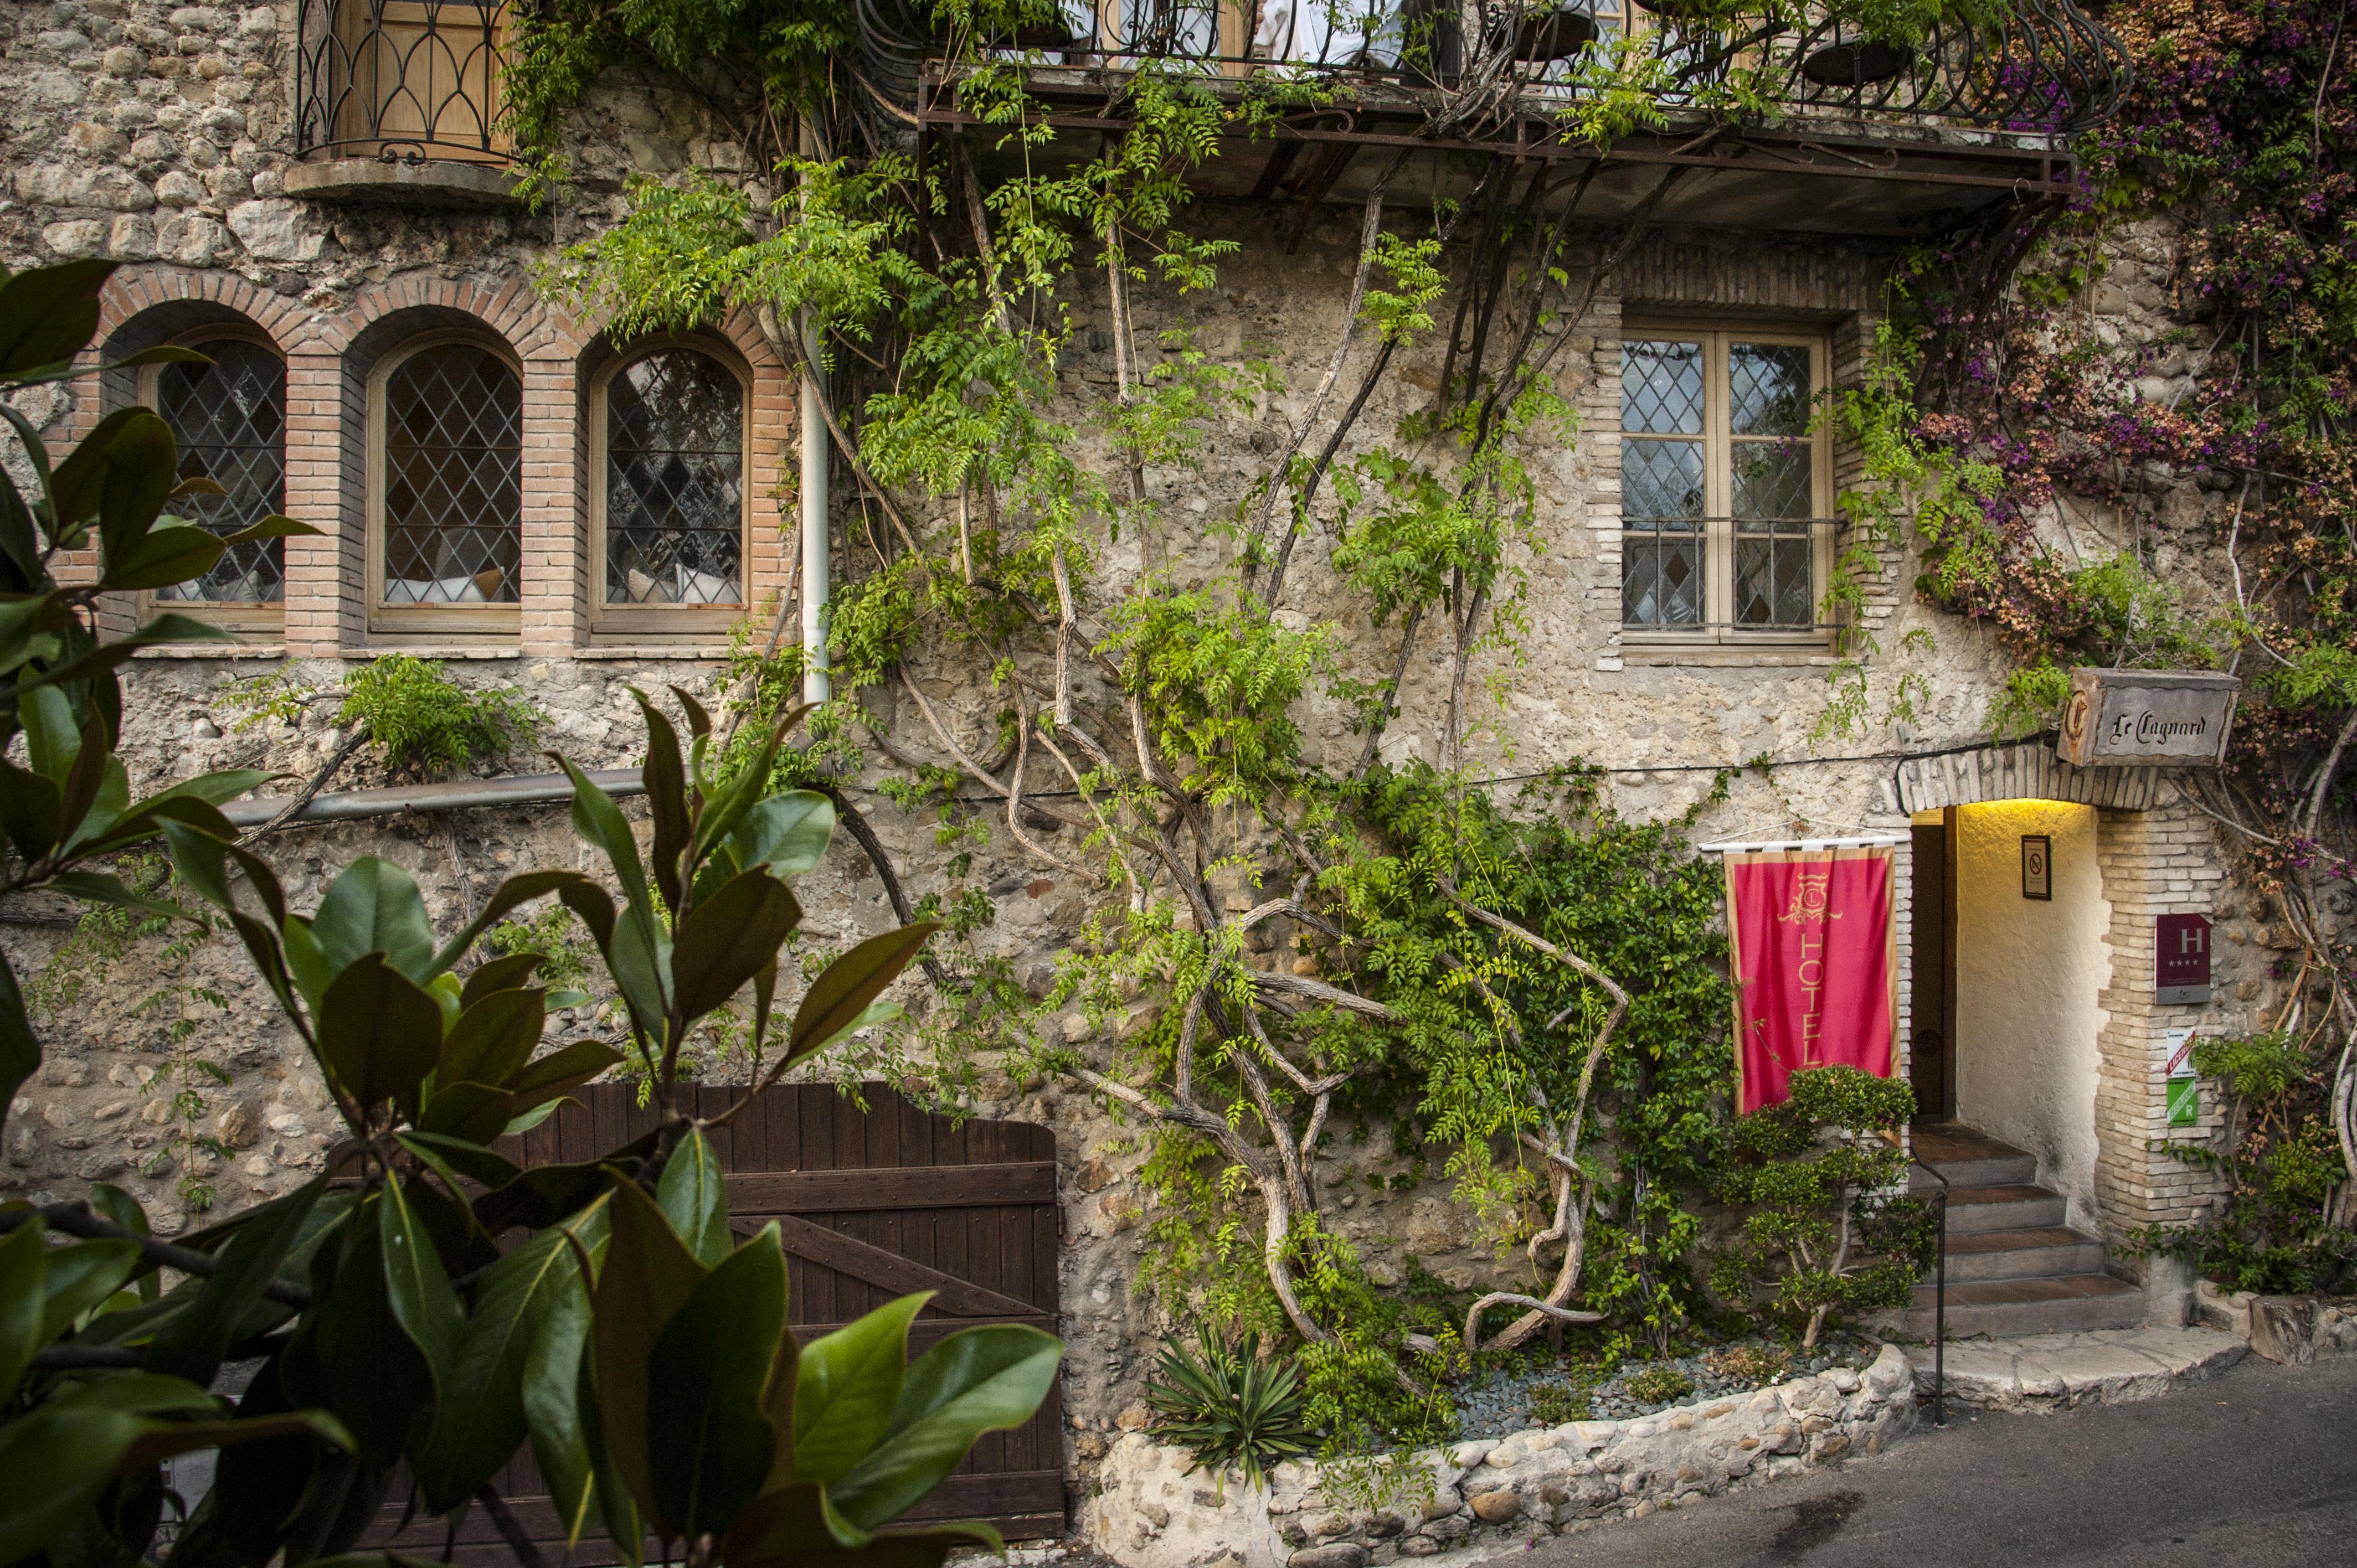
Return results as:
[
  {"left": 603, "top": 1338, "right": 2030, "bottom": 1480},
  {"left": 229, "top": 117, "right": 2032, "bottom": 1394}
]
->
[
  {"left": 1902, "top": 1132, "right": 1950, "bottom": 1427},
  {"left": 855, "top": 0, "right": 2131, "bottom": 140}
]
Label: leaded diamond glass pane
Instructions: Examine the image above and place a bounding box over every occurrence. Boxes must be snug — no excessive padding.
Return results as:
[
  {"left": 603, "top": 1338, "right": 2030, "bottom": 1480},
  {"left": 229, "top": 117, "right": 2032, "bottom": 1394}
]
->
[
  {"left": 1622, "top": 339, "right": 1703, "bottom": 435},
  {"left": 1736, "top": 533, "right": 1814, "bottom": 627},
  {"left": 1623, "top": 529, "right": 1702, "bottom": 626},
  {"left": 382, "top": 344, "right": 521, "bottom": 604},
  {"left": 1730, "top": 343, "right": 1811, "bottom": 436},
  {"left": 154, "top": 340, "right": 285, "bottom": 604},
  {"left": 605, "top": 350, "right": 744, "bottom": 606},
  {"left": 1623, "top": 437, "right": 1704, "bottom": 520},
  {"left": 1732, "top": 439, "right": 1812, "bottom": 518}
]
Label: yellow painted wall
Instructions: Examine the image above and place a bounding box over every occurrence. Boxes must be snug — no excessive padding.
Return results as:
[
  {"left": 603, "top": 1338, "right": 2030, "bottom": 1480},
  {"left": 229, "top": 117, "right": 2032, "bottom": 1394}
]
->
[{"left": 1952, "top": 800, "right": 2108, "bottom": 1228}]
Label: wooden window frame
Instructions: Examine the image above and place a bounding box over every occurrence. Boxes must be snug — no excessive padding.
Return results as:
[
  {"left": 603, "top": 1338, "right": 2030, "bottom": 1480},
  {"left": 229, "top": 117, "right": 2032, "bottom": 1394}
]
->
[
  {"left": 588, "top": 342, "right": 753, "bottom": 643},
  {"left": 1619, "top": 320, "right": 1834, "bottom": 651},
  {"left": 137, "top": 326, "right": 286, "bottom": 639},
  {"left": 367, "top": 329, "right": 524, "bottom": 639}
]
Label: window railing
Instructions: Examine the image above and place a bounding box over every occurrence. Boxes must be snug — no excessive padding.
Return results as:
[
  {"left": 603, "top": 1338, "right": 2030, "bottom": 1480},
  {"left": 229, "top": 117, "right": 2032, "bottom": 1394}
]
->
[
  {"left": 296, "top": 0, "right": 514, "bottom": 164},
  {"left": 855, "top": 0, "right": 2130, "bottom": 138}
]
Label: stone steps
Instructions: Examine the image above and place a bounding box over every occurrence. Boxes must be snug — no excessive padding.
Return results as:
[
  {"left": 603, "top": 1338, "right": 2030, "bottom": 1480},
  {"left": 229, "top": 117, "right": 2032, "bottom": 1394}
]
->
[{"left": 1904, "top": 1125, "right": 2144, "bottom": 1338}]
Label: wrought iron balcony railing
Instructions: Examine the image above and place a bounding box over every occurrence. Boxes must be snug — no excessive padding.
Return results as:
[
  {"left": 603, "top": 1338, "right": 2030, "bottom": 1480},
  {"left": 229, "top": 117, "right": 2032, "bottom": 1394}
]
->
[
  {"left": 855, "top": 0, "right": 2130, "bottom": 140},
  {"left": 296, "top": 0, "right": 513, "bottom": 164}
]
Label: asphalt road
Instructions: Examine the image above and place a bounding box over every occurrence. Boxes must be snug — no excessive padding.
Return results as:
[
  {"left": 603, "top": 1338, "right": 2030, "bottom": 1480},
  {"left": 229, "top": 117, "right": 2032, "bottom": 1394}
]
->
[{"left": 1531, "top": 1352, "right": 2357, "bottom": 1568}]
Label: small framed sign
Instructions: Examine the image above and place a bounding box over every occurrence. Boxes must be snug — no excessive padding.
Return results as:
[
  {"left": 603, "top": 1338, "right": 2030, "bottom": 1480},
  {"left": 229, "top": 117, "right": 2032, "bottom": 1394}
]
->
[
  {"left": 2156, "top": 913, "right": 2212, "bottom": 1004},
  {"left": 2021, "top": 834, "right": 2052, "bottom": 901}
]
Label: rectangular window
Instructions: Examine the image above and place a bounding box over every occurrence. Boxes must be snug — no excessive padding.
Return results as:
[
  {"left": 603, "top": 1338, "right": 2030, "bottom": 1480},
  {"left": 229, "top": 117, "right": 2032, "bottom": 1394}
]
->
[{"left": 1619, "top": 325, "right": 1830, "bottom": 645}]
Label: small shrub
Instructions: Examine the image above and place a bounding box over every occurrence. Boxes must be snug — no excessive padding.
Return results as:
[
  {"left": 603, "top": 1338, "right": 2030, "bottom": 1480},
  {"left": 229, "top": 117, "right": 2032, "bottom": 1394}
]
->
[
  {"left": 1529, "top": 1382, "right": 1591, "bottom": 1425},
  {"left": 1623, "top": 1365, "right": 1694, "bottom": 1406},
  {"left": 1705, "top": 1344, "right": 1794, "bottom": 1386},
  {"left": 1709, "top": 1066, "right": 1931, "bottom": 1348},
  {"left": 1144, "top": 1332, "right": 1313, "bottom": 1492},
  {"left": 338, "top": 653, "right": 543, "bottom": 775}
]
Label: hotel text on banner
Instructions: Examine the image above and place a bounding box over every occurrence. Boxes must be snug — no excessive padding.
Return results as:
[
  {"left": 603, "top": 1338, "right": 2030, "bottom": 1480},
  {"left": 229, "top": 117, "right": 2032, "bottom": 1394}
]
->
[{"left": 1724, "top": 845, "right": 1899, "bottom": 1115}]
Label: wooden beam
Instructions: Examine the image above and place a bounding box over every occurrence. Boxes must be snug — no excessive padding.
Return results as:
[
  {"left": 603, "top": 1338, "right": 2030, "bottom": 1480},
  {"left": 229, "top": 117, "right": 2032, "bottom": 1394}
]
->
[{"left": 725, "top": 1161, "right": 1057, "bottom": 1213}]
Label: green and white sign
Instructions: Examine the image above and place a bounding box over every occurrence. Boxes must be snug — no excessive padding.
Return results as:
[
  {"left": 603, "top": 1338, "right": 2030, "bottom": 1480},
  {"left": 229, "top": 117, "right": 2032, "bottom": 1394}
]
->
[{"left": 2165, "top": 1028, "right": 2199, "bottom": 1129}]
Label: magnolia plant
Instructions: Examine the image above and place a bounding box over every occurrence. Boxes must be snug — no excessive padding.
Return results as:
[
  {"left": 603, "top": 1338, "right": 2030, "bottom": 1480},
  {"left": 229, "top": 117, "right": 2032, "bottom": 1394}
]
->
[{"left": 0, "top": 260, "right": 1059, "bottom": 1568}]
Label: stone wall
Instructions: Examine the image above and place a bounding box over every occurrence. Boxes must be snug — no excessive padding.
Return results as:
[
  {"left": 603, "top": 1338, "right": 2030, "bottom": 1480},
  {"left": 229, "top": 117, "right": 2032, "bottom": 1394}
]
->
[
  {"left": 1085, "top": 1344, "right": 1919, "bottom": 1568},
  {"left": 0, "top": 0, "right": 2318, "bottom": 1508}
]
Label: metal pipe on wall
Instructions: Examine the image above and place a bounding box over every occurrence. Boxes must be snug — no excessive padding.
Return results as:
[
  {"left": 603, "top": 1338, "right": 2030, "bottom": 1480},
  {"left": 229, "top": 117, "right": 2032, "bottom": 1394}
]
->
[{"left": 797, "top": 118, "right": 832, "bottom": 706}]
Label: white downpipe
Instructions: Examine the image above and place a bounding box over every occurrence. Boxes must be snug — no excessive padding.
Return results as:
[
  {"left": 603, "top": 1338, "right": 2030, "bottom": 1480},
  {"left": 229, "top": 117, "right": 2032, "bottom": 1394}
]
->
[{"left": 799, "top": 316, "right": 830, "bottom": 706}]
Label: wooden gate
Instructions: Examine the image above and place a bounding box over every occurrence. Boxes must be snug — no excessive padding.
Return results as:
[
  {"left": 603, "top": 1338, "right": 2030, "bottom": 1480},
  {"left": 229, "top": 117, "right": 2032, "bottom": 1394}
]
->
[{"left": 363, "top": 1082, "right": 1064, "bottom": 1559}]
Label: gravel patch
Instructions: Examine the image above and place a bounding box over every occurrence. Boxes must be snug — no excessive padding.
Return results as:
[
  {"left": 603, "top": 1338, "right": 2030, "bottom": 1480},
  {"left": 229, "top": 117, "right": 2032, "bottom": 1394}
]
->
[{"left": 1455, "top": 1332, "right": 1881, "bottom": 1436}]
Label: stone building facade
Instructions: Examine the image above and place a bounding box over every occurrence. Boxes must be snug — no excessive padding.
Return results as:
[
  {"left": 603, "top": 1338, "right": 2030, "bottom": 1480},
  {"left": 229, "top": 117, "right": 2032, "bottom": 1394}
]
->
[{"left": 0, "top": 0, "right": 2299, "bottom": 1512}]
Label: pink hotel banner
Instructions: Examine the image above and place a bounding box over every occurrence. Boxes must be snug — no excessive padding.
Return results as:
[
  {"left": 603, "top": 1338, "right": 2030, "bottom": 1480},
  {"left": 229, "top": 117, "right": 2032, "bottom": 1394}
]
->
[{"left": 1723, "top": 845, "right": 1898, "bottom": 1115}]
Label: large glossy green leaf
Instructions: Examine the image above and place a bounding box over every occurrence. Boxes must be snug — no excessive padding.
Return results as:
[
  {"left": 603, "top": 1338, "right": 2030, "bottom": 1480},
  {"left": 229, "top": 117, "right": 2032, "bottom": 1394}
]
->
[
  {"left": 524, "top": 1201, "right": 608, "bottom": 1551},
  {"left": 307, "top": 1198, "right": 431, "bottom": 1463},
  {"left": 592, "top": 1179, "right": 705, "bottom": 1519},
  {"left": 103, "top": 516, "right": 225, "bottom": 592},
  {"left": 786, "top": 923, "right": 941, "bottom": 1066},
  {"left": 469, "top": 1126, "right": 657, "bottom": 1236},
  {"left": 656, "top": 1128, "right": 731, "bottom": 1268},
  {"left": 723, "top": 1482, "right": 1001, "bottom": 1568},
  {"left": 86, "top": 1183, "right": 157, "bottom": 1303},
  {"left": 632, "top": 689, "right": 690, "bottom": 917},
  {"left": 86, "top": 409, "right": 177, "bottom": 563},
  {"left": 461, "top": 951, "right": 545, "bottom": 1009},
  {"left": 0, "top": 1402, "right": 143, "bottom": 1565},
  {"left": 827, "top": 1325, "right": 1062, "bottom": 1531},
  {"left": 426, "top": 868, "right": 590, "bottom": 980},
  {"left": 394, "top": 1130, "right": 520, "bottom": 1192},
  {"left": 646, "top": 1227, "right": 788, "bottom": 1539},
  {"left": 689, "top": 703, "right": 813, "bottom": 870},
  {"left": 0, "top": 257, "right": 114, "bottom": 379},
  {"left": 672, "top": 870, "right": 804, "bottom": 1024},
  {"left": 552, "top": 756, "right": 666, "bottom": 1024},
  {"left": 438, "top": 986, "right": 547, "bottom": 1091},
  {"left": 0, "top": 948, "right": 37, "bottom": 1138},
  {"left": 792, "top": 1293, "right": 929, "bottom": 1487},
  {"left": 317, "top": 953, "right": 444, "bottom": 1113},
  {"left": 379, "top": 1175, "right": 464, "bottom": 1426},
  {"left": 412, "top": 1225, "right": 581, "bottom": 1513},
  {"left": 730, "top": 791, "right": 836, "bottom": 877},
  {"left": 145, "top": 1176, "right": 326, "bottom": 1387},
  {"left": 504, "top": 1038, "right": 624, "bottom": 1108},
  {"left": 0, "top": 1217, "right": 49, "bottom": 1392},
  {"left": 579, "top": 1355, "right": 644, "bottom": 1568},
  {"left": 310, "top": 857, "right": 437, "bottom": 984},
  {"left": 0, "top": 755, "right": 61, "bottom": 865},
  {"left": 38, "top": 1239, "right": 140, "bottom": 1341}
]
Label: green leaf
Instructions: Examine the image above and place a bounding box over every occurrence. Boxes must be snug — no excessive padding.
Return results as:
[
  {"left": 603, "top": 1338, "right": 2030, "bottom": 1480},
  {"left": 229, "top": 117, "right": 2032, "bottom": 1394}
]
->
[
  {"left": 633, "top": 689, "right": 690, "bottom": 917},
  {"left": 524, "top": 1202, "right": 609, "bottom": 1550},
  {"left": 657, "top": 1127, "right": 731, "bottom": 1268},
  {"left": 317, "top": 952, "right": 444, "bottom": 1113},
  {"left": 80, "top": 408, "right": 176, "bottom": 564},
  {"left": 645, "top": 1227, "right": 787, "bottom": 1539},
  {"left": 0, "top": 1403, "right": 142, "bottom": 1566},
  {"left": 0, "top": 259, "right": 114, "bottom": 379},
  {"left": 379, "top": 1173, "right": 464, "bottom": 1425},
  {"left": 439, "top": 986, "right": 548, "bottom": 1091},
  {"left": 672, "top": 869, "right": 804, "bottom": 1024},
  {"left": 0, "top": 755, "right": 61, "bottom": 864},
  {"left": 145, "top": 1176, "right": 326, "bottom": 1388},
  {"left": 86, "top": 1183, "right": 157, "bottom": 1303},
  {"left": 792, "top": 1293, "right": 929, "bottom": 1487},
  {"left": 592, "top": 1179, "right": 706, "bottom": 1519},
  {"left": 217, "top": 513, "right": 322, "bottom": 547},
  {"left": 412, "top": 1225, "right": 585, "bottom": 1514},
  {"left": 502, "top": 1097, "right": 566, "bottom": 1138},
  {"left": 39, "top": 1239, "right": 141, "bottom": 1341},
  {"left": 0, "top": 948, "right": 38, "bottom": 1138},
  {"left": 504, "top": 1038, "right": 624, "bottom": 1106},
  {"left": 102, "top": 517, "right": 227, "bottom": 592},
  {"left": 729, "top": 791, "right": 836, "bottom": 878},
  {"left": 828, "top": 1324, "right": 1061, "bottom": 1531},
  {"left": 394, "top": 1131, "right": 521, "bottom": 1191},
  {"left": 462, "top": 951, "right": 546, "bottom": 1008},
  {"left": 311, "top": 857, "right": 437, "bottom": 984},
  {"left": 691, "top": 703, "right": 813, "bottom": 870},
  {"left": 0, "top": 1216, "right": 50, "bottom": 1392},
  {"left": 415, "top": 1080, "right": 516, "bottom": 1146},
  {"left": 426, "top": 868, "right": 590, "bottom": 981},
  {"left": 786, "top": 923, "right": 940, "bottom": 1066}
]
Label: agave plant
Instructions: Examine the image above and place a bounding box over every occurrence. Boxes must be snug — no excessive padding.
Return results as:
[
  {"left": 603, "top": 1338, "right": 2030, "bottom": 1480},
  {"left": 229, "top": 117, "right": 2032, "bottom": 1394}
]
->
[{"left": 1142, "top": 1331, "right": 1313, "bottom": 1493}]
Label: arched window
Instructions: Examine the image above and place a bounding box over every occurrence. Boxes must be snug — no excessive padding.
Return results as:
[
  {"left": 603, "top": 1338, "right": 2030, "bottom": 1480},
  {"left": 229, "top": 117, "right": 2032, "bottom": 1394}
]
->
[
  {"left": 372, "top": 337, "right": 522, "bottom": 630},
  {"left": 593, "top": 346, "right": 747, "bottom": 635},
  {"left": 145, "top": 334, "right": 286, "bottom": 627}
]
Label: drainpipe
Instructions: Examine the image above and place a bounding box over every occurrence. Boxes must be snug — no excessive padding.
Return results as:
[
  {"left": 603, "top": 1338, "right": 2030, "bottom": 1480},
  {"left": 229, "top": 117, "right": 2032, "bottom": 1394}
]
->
[{"left": 797, "top": 120, "right": 831, "bottom": 706}]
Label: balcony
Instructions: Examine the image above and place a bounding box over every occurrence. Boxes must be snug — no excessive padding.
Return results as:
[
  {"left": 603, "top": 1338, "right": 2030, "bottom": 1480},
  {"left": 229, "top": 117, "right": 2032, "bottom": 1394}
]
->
[
  {"left": 289, "top": 1, "right": 521, "bottom": 209},
  {"left": 853, "top": 0, "right": 2133, "bottom": 236}
]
